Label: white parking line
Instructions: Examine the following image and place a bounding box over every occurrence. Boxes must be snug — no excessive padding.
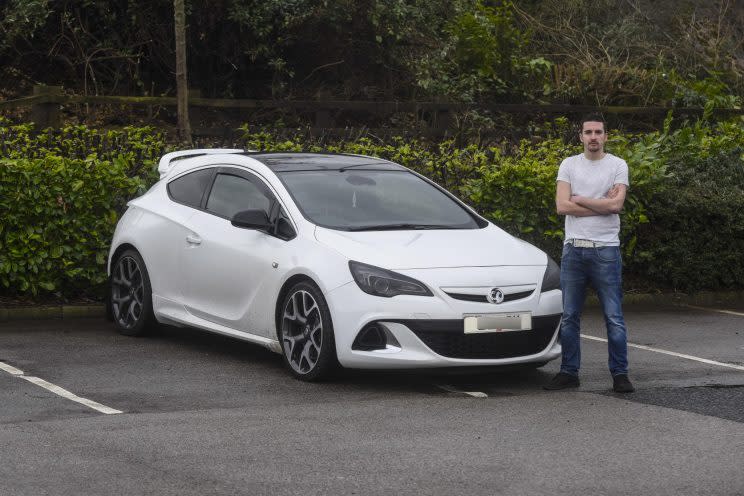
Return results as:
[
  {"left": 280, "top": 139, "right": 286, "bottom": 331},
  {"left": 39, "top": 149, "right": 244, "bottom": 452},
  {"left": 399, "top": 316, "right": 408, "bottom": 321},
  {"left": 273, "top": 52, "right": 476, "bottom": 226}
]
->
[
  {"left": 581, "top": 335, "right": 744, "bottom": 372},
  {"left": 437, "top": 384, "right": 488, "bottom": 398},
  {"left": 0, "top": 361, "right": 24, "bottom": 375},
  {"left": 0, "top": 361, "right": 123, "bottom": 415},
  {"left": 684, "top": 305, "right": 744, "bottom": 317}
]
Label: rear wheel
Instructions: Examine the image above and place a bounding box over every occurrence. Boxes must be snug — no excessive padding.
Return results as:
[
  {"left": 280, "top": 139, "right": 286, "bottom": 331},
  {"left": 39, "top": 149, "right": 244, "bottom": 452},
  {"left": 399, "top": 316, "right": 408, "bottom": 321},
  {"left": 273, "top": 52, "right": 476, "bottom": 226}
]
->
[
  {"left": 279, "top": 281, "right": 337, "bottom": 381},
  {"left": 110, "top": 249, "right": 156, "bottom": 336}
]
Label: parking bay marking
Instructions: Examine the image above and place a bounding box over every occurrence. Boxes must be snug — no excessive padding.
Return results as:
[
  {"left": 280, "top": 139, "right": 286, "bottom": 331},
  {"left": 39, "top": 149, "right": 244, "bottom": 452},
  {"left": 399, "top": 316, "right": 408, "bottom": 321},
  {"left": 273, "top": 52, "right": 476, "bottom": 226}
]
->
[
  {"left": 0, "top": 361, "right": 123, "bottom": 415},
  {"left": 683, "top": 305, "right": 744, "bottom": 317},
  {"left": 436, "top": 384, "right": 488, "bottom": 398},
  {"left": 580, "top": 335, "right": 744, "bottom": 372}
]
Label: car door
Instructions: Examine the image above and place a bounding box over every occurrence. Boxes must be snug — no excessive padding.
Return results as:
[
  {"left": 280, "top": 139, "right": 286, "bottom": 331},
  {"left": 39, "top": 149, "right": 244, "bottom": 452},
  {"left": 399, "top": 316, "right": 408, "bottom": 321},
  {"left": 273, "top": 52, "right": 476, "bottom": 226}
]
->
[
  {"left": 180, "top": 167, "right": 295, "bottom": 335},
  {"left": 151, "top": 167, "right": 215, "bottom": 302}
]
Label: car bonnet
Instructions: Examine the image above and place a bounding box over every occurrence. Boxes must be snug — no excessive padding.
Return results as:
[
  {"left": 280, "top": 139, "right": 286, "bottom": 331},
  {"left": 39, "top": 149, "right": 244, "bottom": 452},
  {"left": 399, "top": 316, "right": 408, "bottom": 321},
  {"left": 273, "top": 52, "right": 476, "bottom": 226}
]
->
[{"left": 314, "top": 224, "right": 546, "bottom": 270}]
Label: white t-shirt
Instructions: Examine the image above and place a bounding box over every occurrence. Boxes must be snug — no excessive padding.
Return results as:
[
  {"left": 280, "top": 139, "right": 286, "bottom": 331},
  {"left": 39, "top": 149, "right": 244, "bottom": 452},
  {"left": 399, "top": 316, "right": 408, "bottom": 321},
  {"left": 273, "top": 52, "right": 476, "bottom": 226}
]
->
[{"left": 556, "top": 153, "right": 629, "bottom": 245}]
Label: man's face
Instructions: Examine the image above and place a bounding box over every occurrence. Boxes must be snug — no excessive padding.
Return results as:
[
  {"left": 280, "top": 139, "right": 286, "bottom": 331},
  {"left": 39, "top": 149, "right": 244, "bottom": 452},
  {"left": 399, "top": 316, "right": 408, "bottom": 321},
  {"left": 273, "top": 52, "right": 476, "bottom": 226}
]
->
[{"left": 580, "top": 121, "right": 607, "bottom": 153}]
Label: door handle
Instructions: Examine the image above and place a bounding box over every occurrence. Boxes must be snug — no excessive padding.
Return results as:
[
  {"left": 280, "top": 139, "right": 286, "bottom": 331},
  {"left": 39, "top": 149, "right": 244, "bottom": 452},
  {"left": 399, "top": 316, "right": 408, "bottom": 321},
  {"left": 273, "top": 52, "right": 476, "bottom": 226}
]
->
[{"left": 186, "top": 234, "right": 202, "bottom": 245}]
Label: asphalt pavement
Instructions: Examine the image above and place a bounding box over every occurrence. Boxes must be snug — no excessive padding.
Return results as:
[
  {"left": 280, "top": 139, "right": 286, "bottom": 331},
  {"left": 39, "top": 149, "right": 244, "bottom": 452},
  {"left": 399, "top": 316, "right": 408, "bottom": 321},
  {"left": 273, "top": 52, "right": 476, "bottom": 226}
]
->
[{"left": 1, "top": 304, "right": 743, "bottom": 496}]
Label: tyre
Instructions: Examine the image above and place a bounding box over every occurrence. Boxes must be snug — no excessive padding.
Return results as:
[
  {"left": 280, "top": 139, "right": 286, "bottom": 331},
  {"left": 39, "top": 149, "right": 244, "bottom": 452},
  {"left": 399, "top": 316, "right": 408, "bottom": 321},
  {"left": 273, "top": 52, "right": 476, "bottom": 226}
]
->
[
  {"left": 279, "top": 281, "right": 338, "bottom": 381},
  {"left": 109, "top": 249, "right": 156, "bottom": 336}
]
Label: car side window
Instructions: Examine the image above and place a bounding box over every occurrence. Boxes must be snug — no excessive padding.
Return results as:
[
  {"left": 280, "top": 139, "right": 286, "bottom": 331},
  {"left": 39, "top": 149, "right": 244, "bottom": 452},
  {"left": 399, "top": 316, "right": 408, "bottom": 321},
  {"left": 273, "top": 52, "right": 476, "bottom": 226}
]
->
[
  {"left": 206, "top": 173, "right": 272, "bottom": 219},
  {"left": 167, "top": 168, "right": 214, "bottom": 208}
]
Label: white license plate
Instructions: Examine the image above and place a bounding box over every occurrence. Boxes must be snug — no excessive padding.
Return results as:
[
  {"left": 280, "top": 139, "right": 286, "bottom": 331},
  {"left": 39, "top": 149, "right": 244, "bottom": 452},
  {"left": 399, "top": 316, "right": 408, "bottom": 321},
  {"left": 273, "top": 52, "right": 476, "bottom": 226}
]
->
[{"left": 463, "top": 313, "right": 532, "bottom": 334}]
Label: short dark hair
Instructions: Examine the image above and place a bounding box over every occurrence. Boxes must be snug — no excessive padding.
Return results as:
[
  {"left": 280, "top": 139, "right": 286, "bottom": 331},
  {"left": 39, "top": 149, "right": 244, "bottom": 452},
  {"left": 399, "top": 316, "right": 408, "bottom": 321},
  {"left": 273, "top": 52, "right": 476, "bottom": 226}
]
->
[{"left": 579, "top": 113, "right": 607, "bottom": 133}]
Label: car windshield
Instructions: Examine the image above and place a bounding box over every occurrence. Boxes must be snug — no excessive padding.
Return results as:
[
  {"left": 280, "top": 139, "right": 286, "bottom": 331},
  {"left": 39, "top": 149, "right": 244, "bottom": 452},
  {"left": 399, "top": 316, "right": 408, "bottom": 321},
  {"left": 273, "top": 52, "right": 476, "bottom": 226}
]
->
[{"left": 277, "top": 170, "right": 482, "bottom": 231}]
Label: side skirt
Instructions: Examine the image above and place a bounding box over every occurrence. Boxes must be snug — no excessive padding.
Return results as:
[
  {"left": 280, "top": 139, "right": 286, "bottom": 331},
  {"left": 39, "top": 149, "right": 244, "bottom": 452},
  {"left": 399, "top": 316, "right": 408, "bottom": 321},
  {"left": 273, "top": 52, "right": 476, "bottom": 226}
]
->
[{"left": 153, "top": 295, "right": 282, "bottom": 354}]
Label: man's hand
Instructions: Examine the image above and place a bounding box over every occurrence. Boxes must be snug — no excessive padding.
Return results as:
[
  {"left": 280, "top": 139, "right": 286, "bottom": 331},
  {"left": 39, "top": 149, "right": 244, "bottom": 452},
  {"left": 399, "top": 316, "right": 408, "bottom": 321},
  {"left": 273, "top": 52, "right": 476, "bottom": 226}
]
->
[
  {"left": 572, "top": 184, "right": 627, "bottom": 214},
  {"left": 556, "top": 181, "right": 601, "bottom": 216},
  {"left": 557, "top": 182, "right": 627, "bottom": 216},
  {"left": 573, "top": 186, "right": 619, "bottom": 204},
  {"left": 606, "top": 184, "right": 621, "bottom": 199}
]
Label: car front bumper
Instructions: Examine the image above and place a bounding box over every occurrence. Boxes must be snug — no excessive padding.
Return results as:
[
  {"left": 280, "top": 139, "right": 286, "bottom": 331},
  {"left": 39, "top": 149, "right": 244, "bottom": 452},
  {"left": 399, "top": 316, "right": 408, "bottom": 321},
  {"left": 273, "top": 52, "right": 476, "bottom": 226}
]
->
[{"left": 327, "top": 279, "right": 562, "bottom": 369}]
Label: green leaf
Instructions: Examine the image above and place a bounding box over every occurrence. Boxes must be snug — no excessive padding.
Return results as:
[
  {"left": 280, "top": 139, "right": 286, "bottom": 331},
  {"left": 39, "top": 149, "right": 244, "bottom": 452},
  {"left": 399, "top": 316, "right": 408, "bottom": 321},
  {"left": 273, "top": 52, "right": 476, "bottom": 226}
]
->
[{"left": 39, "top": 281, "right": 55, "bottom": 291}]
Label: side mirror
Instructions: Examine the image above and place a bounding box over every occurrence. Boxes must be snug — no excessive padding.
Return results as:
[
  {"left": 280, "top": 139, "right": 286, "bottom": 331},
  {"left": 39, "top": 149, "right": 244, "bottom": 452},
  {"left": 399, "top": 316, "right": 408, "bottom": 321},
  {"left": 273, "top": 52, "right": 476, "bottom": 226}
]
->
[
  {"left": 276, "top": 217, "right": 296, "bottom": 240},
  {"left": 231, "top": 209, "right": 271, "bottom": 230}
]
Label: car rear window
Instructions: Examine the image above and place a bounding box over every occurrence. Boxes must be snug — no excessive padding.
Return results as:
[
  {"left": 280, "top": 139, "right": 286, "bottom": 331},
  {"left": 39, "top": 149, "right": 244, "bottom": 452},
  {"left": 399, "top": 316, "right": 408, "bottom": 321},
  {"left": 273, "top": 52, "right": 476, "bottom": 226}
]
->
[{"left": 167, "top": 169, "right": 214, "bottom": 208}]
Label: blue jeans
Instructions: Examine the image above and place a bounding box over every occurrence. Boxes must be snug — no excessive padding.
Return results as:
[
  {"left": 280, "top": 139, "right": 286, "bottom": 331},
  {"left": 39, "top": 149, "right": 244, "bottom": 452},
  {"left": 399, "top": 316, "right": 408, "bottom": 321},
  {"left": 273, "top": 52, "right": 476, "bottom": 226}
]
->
[{"left": 559, "top": 244, "right": 629, "bottom": 377}]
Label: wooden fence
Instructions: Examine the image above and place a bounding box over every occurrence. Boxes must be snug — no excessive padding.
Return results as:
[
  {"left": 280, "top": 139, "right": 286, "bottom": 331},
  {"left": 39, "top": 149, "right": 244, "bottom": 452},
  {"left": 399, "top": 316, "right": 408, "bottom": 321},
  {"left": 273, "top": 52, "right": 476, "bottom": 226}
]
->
[{"left": 2, "top": 85, "right": 743, "bottom": 138}]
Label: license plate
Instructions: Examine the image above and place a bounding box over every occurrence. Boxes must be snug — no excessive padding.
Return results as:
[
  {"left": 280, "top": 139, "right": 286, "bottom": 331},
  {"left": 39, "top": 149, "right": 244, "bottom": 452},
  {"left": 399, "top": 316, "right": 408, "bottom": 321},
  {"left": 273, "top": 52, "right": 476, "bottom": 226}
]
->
[{"left": 463, "top": 312, "right": 532, "bottom": 334}]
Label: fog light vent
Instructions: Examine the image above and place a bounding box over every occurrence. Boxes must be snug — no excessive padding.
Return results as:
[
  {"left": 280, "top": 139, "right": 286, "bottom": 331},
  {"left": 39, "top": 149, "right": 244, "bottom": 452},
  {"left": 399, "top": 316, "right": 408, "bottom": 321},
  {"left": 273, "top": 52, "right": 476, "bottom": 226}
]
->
[{"left": 352, "top": 323, "right": 388, "bottom": 351}]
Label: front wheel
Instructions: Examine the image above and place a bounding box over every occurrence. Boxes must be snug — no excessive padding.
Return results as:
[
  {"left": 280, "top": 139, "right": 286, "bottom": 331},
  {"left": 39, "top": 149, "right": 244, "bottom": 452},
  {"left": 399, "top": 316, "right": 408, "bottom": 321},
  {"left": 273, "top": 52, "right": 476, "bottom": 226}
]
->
[
  {"left": 110, "top": 249, "right": 156, "bottom": 336},
  {"left": 279, "top": 281, "right": 338, "bottom": 381}
]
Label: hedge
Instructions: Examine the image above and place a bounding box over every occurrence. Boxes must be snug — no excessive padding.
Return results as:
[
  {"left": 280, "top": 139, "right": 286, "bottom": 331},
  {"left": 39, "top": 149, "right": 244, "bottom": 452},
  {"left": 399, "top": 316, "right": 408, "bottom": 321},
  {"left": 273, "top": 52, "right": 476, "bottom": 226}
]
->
[
  {"left": 0, "top": 123, "right": 165, "bottom": 296},
  {"left": 1, "top": 118, "right": 742, "bottom": 298}
]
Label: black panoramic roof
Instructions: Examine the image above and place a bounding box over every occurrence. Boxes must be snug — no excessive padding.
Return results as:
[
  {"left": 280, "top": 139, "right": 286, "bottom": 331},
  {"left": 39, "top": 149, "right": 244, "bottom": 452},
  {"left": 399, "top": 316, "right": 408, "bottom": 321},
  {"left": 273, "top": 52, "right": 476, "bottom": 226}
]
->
[{"left": 247, "top": 152, "right": 407, "bottom": 172}]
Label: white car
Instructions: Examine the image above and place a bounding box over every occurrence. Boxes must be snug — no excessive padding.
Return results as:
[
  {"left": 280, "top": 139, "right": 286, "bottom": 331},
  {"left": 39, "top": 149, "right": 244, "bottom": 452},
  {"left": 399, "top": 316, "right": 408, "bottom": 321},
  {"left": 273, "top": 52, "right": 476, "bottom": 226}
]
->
[{"left": 108, "top": 149, "right": 562, "bottom": 380}]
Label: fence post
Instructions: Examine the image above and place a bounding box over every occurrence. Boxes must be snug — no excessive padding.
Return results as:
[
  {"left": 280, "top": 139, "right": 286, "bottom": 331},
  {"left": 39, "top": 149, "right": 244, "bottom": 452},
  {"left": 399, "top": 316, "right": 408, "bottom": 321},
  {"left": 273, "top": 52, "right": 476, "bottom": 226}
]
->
[
  {"left": 433, "top": 101, "right": 452, "bottom": 136},
  {"left": 315, "top": 90, "right": 333, "bottom": 128},
  {"left": 31, "top": 85, "right": 63, "bottom": 128},
  {"left": 188, "top": 88, "right": 202, "bottom": 130}
]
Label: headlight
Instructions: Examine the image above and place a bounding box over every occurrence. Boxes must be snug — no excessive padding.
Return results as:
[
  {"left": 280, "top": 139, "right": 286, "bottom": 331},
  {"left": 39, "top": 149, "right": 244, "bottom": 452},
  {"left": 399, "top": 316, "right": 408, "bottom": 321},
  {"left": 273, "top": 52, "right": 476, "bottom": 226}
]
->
[
  {"left": 541, "top": 256, "right": 560, "bottom": 292},
  {"left": 349, "top": 261, "right": 433, "bottom": 298}
]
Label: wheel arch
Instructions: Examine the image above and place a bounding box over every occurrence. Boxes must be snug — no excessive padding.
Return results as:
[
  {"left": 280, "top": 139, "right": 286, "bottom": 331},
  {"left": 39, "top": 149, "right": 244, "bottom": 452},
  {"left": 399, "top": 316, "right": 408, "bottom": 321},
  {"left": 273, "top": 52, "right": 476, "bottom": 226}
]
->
[
  {"left": 107, "top": 244, "right": 156, "bottom": 334},
  {"left": 108, "top": 242, "right": 139, "bottom": 275},
  {"left": 106, "top": 243, "right": 139, "bottom": 321},
  {"left": 274, "top": 273, "right": 322, "bottom": 341}
]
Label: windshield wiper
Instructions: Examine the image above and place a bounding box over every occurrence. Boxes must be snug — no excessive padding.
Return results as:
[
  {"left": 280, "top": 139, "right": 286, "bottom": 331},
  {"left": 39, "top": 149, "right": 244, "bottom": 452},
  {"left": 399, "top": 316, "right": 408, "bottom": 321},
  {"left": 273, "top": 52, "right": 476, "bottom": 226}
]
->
[{"left": 346, "top": 223, "right": 456, "bottom": 231}]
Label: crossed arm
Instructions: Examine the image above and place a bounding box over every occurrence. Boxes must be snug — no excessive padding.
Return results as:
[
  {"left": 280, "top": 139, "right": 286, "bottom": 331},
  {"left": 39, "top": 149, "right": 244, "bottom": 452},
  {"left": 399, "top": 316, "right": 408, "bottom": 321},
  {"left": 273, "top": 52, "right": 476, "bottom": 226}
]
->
[{"left": 556, "top": 181, "right": 627, "bottom": 216}]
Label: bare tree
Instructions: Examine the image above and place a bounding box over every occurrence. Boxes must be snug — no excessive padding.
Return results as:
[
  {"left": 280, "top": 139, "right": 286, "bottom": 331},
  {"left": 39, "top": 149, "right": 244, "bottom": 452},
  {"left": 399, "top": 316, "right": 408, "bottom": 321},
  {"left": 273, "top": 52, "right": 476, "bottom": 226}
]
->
[{"left": 174, "top": 0, "right": 192, "bottom": 145}]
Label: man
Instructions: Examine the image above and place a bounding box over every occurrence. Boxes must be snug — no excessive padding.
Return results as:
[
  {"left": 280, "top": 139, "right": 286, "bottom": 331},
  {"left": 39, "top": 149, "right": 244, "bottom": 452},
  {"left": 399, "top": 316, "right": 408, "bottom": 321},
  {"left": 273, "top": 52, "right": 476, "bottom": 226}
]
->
[{"left": 544, "top": 113, "right": 634, "bottom": 393}]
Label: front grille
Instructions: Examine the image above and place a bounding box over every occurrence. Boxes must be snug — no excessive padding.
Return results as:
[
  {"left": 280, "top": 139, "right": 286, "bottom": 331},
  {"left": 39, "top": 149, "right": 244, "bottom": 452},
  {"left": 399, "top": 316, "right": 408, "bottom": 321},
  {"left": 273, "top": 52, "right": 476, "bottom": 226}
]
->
[
  {"left": 393, "top": 314, "right": 560, "bottom": 359},
  {"left": 444, "top": 289, "right": 534, "bottom": 303}
]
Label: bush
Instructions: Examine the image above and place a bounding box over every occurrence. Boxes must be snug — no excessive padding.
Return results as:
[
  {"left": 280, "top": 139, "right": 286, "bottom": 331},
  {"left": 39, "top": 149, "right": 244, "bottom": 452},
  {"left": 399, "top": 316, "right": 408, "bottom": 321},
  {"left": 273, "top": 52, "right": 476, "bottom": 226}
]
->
[
  {"left": 0, "top": 122, "right": 166, "bottom": 174},
  {"left": 0, "top": 156, "right": 148, "bottom": 295},
  {"left": 0, "top": 123, "right": 165, "bottom": 296},
  {"left": 630, "top": 120, "right": 744, "bottom": 291},
  {"left": 637, "top": 150, "right": 744, "bottom": 290}
]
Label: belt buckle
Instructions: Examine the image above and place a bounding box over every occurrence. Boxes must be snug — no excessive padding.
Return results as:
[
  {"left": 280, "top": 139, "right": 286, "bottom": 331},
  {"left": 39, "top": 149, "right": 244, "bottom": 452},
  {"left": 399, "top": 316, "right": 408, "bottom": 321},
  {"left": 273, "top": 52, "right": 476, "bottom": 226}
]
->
[{"left": 571, "top": 239, "right": 596, "bottom": 248}]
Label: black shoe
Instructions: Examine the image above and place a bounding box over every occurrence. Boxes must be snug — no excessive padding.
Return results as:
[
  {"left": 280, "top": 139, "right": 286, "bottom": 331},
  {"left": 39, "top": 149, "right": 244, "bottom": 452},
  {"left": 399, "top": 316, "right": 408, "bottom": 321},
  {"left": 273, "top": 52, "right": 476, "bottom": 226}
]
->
[
  {"left": 543, "top": 372, "right": 580, "bottom": 390},
  {"left": 613, "top": 374, "right": 635, "bottom": 393}
]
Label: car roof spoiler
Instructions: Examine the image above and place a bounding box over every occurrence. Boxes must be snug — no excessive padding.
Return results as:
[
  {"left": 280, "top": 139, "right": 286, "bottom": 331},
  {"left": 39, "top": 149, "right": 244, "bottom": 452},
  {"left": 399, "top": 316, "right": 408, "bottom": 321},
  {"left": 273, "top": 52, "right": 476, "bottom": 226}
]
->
[{"left": 158, "top": 149, "right": 246, "bottom": 179}]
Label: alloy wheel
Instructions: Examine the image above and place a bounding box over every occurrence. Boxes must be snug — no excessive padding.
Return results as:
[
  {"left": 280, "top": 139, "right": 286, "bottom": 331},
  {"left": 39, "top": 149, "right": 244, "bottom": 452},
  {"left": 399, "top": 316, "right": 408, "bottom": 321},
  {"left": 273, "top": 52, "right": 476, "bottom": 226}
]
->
[
  {"left": 111, "top": 256, "right": 145, "bottom": 329},
  {"left": 281, "top": 290, "right": 323, "bottom": 374}
]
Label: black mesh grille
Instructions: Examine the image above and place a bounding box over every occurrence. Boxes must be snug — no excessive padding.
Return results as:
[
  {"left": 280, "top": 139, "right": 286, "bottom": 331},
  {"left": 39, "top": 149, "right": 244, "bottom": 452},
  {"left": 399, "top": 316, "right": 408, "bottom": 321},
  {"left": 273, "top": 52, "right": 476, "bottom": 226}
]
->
[
  {"left": 444, "top": 290, "right": 534, "bottom": 303},
  {"left": 393, "top": 314, "right": 560, "bottom": 359}
]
